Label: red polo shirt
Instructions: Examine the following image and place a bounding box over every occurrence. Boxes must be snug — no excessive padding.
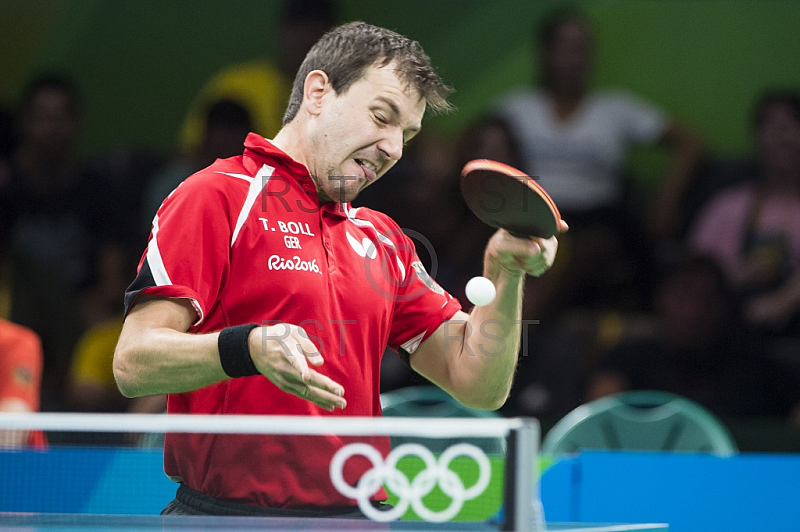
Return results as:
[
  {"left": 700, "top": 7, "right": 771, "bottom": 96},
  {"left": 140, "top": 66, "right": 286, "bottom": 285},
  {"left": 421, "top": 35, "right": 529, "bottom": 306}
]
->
[{"left": 125, "top": 133, "right": 461, "bottom": 508}]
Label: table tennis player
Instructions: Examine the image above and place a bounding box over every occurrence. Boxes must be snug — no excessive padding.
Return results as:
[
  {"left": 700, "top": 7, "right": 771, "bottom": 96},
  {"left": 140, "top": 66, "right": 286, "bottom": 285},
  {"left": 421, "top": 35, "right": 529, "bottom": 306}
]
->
[{"left": 113, "top": 21, "right": 565, "bottom": 517}]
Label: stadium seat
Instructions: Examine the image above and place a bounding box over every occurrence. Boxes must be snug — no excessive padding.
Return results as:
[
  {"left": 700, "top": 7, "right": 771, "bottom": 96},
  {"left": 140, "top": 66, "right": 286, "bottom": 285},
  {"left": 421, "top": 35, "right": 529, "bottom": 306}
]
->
[
  {"left": 380, "top": 386, "right": 505, "bottom": 454},
  {"left": 541, "top": 390, "right": 738, "bottom": 456},
  {"left": 380, "top": 386, "right": 500, "bottom": 418}
]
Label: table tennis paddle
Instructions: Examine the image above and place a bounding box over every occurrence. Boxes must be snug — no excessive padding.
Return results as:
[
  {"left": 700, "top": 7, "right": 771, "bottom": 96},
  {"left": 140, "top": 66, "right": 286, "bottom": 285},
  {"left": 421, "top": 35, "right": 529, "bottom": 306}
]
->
[{"left": 460, "top": 159, "right": 561, "bottom": 239}]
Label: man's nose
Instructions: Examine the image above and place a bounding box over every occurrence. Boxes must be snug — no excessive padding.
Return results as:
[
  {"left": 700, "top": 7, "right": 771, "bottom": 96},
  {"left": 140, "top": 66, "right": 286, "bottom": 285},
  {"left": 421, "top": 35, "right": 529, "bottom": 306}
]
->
[{"left": 378, "top": 128, "right": 404, "bottom": 162}]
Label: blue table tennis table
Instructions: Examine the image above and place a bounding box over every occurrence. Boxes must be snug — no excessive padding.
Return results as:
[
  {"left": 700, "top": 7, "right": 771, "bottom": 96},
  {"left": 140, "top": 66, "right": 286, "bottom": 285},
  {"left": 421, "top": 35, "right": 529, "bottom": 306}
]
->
[{"left": 0, "top": 513, "right": 667, "bottom": 531}]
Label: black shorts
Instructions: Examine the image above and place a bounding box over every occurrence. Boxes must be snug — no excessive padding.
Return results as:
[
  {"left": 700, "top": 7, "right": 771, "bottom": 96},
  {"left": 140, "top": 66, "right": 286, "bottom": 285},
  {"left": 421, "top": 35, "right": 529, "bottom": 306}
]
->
[{"left": 161, "top": 484, "right": 390, "bottom": 518}]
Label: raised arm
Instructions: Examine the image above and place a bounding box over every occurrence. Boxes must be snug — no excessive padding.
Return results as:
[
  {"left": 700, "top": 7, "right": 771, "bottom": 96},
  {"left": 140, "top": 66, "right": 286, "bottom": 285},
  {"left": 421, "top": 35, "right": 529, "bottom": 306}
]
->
[{"left": 408, "top": 225, "right": 564, "bottom": 410}]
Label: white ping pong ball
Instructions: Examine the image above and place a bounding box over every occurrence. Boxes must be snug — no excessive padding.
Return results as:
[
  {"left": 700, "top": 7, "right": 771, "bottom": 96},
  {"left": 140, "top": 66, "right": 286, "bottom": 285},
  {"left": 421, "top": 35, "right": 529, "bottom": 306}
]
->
[{"left": 465, "top": 276, "right": 496, "bottom": 306}]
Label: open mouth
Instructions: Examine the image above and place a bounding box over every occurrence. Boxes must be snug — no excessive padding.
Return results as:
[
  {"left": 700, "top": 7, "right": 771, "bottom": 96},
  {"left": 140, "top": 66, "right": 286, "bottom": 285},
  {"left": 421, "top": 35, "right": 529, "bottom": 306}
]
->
[{"left": 354, "top": 158, "right": 378, "bottom": 182}]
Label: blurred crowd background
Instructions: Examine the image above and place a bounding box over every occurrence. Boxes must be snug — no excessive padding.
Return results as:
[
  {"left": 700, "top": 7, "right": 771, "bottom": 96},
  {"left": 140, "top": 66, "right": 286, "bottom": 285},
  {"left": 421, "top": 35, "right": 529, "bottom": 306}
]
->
[{"left": 2, "top": 0, "right": 800, "bottom": 451}]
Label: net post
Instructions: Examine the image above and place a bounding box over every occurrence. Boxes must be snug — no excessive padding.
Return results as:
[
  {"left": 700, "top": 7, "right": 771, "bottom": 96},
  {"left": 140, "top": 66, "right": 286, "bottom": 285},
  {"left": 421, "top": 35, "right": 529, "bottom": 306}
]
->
[{"left": 503, "top": 417, "right": 542, "bottom": 532}]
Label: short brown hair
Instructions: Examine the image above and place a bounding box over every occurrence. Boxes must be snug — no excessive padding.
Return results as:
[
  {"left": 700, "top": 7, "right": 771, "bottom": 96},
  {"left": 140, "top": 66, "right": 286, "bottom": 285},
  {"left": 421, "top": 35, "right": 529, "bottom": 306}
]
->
[{"left": 282, "top": 21, "right": 453, "bottom": 125}]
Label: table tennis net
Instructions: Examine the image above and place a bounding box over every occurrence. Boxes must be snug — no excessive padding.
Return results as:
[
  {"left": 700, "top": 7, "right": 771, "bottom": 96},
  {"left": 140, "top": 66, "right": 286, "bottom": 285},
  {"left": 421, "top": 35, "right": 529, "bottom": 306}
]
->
[{"left": 0, "top": 413, "right": 541, "bottom": 531}]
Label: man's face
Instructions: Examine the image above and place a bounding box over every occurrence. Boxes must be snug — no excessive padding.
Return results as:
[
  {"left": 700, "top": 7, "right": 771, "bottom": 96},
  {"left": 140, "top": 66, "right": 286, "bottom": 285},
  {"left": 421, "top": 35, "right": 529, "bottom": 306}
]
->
[
  {"left": 544, "top": 21, "right": 593, "bottom": 92},
  {"left": 21, "top": 88, "right": 79, "bottom": 156},
  {"left": 305, "top": 62, "right": 426, "bottom": 203},
  {"left": 757, "top": 103, "right": 800, "bottom": 176}
]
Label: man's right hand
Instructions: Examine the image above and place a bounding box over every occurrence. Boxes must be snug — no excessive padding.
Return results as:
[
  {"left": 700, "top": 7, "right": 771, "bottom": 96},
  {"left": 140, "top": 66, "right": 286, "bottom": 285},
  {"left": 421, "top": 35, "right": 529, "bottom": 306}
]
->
[{"left": 248, "top": 323, "right": 346, "bottom": 411}]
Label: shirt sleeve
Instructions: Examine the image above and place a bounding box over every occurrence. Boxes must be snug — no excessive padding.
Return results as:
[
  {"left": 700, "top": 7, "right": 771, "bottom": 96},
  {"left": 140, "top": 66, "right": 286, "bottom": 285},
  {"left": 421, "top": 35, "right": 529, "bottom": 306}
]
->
[
  {"left": 0, "top": 321, "right": 43, "bottom": 411},
  {"left": 610, "top": 91, "right": 667, "bottom": 144},
  {"left": 124, "top": 173, "right": 234, "bottom": 325},
  {"left": 386, "top": 232, "right": 462, "bottom": 358}
]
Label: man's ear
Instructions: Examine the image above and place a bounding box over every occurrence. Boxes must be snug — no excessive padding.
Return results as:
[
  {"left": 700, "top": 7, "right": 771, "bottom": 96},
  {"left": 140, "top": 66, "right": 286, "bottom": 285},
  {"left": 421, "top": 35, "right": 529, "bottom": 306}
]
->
[{"left": 302, "top": 70, "right": 330, "bottom": 117}]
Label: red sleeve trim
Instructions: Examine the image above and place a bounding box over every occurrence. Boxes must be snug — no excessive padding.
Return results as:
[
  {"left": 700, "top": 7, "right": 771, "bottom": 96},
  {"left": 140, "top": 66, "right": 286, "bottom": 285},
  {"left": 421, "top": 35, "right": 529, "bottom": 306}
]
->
[
  {"left": 127, "top": 285, "right": 206, "bottom": 326},
  {"left": 390, "top": 296, "right": 462, "bottom": 355}
]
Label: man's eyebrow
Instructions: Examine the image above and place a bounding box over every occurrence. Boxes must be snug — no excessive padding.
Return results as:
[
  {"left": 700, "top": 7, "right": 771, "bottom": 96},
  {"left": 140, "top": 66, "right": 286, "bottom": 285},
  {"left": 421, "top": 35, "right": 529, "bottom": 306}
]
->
[
  {"left": 375, "top": 96, "right": 400, "bottom": 118},
  {"left": 375, "top": 96, "right": 421, "bottom": 135}
]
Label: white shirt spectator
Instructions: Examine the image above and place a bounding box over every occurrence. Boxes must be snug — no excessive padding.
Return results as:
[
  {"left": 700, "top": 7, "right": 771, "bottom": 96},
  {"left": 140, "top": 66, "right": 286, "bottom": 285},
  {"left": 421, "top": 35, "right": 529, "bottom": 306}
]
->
[{"left": 497, "top": 89, "right": 666, "bottom": 212}]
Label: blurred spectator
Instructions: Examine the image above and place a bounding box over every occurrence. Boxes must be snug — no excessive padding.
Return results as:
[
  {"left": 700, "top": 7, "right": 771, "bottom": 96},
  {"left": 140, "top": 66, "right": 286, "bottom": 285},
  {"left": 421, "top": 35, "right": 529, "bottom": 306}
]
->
[
  {"left": 143, "top": 98, "right": 252, "bottom": 226},
  {"left": 498, "top": 10, "right": 703, "bottom": 232},
  {"left": 178, "top": 0, "right": 336, "bottom": 151},
  {"left": 0, "top": 318, "right": 45, "bottom": 446},
  {"left": 495, "top": 10, "right": 704, "bottom": 317},
  {"left": 5, "top": 73, "right": 173, "bottom": 412},
  {"left": 6, "top": 74, "right": 93, "bottom": 289},
  {"left": 3, "top": 74, "right": 92, "bottom": 409},
  {"left": 585, "top": 254, "right": 792, "bottom": 417},
  {"left": 689, "top": 91, "right": 800, "bottom": 336}
]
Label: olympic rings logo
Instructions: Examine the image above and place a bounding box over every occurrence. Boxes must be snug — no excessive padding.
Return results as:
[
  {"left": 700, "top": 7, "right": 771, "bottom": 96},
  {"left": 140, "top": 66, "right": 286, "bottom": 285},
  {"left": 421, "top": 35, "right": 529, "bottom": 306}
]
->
[{"left": 329, "top": 442, "right": 492, "bottom": 522}]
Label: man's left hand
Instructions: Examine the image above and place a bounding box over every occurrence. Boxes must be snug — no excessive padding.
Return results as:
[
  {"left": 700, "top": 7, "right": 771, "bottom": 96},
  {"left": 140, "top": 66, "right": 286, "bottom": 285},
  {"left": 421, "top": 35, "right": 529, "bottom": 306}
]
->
[{"left": 485, "top": 220, "right": 567, "bottom": 278}]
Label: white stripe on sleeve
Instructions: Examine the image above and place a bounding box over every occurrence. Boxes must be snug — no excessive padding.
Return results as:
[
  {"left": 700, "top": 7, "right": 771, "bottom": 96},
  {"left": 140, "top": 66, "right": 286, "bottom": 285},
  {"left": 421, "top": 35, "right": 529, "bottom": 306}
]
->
[{"left": 146, "top": 214, "right": 172, "bottom": 286}]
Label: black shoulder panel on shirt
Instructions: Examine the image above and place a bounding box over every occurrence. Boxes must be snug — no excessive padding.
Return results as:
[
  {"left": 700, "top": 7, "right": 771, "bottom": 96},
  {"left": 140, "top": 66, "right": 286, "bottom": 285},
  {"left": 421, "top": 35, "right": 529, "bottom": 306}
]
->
[{"left": 123, "top": 258, "right": 155, "bottom": 316}]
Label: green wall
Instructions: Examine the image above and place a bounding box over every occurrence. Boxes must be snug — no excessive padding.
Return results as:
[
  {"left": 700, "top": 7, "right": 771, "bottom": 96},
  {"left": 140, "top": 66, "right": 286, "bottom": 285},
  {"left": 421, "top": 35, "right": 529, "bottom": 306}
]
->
[{"left": 2, "top": 0, "right": 799, "bottom": 171}]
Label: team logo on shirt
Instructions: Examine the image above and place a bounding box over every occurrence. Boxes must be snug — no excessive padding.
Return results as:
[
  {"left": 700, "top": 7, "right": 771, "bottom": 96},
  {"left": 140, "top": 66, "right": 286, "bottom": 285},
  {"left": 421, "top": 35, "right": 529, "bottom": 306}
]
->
[
  {"left": 411, "top": 261, "right": 444, "bottom": 295},
  {"left": 346, "top": 231, "right": 378, "bottom": 259}
]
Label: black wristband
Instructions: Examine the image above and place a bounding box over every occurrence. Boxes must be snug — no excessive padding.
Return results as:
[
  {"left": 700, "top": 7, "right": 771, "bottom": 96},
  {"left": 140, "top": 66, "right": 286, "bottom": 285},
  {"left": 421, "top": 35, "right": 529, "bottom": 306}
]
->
[{"left": 218, "top": 323, "right": 260, "bottom": 378}]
